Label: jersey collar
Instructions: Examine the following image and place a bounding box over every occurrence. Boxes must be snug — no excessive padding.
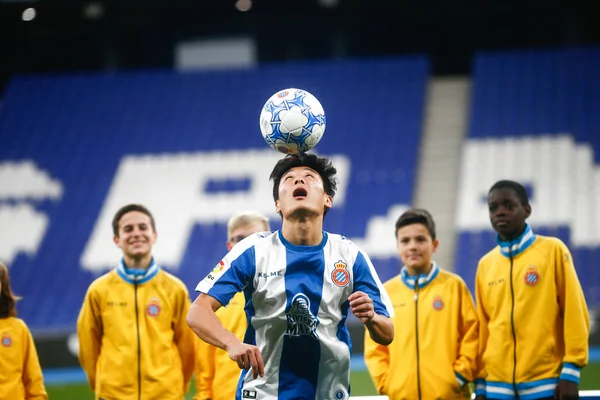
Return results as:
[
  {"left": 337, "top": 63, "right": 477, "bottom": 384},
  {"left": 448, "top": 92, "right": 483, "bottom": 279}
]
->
[
  {"left": 116, "top": 257, "right": 159, "bottom": 284},
  {"left": 400, "top": 262, "right": 440, "bottom": 290},
  {"left": 496, "top": 223, "right": 536, "bottom": 258}
]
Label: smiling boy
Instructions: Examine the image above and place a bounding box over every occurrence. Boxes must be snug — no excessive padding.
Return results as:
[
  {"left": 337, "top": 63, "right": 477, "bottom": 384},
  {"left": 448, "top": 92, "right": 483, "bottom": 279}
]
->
[{"left": 77, "top": 204, "right": 196, "bottom": 400}]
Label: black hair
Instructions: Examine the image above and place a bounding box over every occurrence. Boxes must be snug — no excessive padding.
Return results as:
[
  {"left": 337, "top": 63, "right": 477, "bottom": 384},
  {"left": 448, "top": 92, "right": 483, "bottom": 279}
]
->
[
  {"left": 394, "top": 208, "right": 436, "bottom": 240},
  {"left": 488, "top": 180, "right": 530, "bottom": 206},
  {"left": 269, "top": 153, "right": 338, "bottom": 216}
]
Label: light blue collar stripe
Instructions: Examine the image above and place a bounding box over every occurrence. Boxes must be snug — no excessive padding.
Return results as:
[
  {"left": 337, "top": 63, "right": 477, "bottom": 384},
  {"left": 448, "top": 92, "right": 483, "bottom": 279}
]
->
[
  {"left": 496, "top": 224, "right": 536, "bottom": 258},
  {"left": 116, "top": 258, "right": 159, "bottom": 285},
  {"left": 400, "top": 262, "right": 439, "bottom": 290}
]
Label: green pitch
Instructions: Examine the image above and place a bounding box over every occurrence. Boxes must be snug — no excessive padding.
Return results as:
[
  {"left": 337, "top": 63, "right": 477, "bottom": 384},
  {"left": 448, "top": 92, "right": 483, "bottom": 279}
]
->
[{"left": 47, "top": 365, "right": 600, "bottom": 399}]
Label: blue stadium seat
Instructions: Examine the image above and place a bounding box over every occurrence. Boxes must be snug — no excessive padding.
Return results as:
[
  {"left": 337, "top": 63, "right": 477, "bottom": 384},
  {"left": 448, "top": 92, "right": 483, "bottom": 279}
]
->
[
  {"left": 455, "top": 47, "right": 600, "bottom": 309},
  {"left": 0, "top": 57, "right": 429, "bottom": 331}
]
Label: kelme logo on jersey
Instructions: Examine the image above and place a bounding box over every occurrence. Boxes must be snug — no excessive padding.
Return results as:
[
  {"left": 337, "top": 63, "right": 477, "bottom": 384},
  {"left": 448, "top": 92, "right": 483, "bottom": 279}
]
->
[
  {"left": 1, "top": 333, "right": 12, "bottom": 347},
  {"left": 432, "top": 295, "right": 444, "bottom": 311},
  {"left": 331, "top": 260, "right": 350, "bottom": 287},
  {"left": 285, "top": 293, "right": 319, "bottom": 339},
  {"left": 524, "top": 265, "right": 540, "bottom": 286},
  {"left": 146, "top": 297, "right": 161, "bottom": 317}
]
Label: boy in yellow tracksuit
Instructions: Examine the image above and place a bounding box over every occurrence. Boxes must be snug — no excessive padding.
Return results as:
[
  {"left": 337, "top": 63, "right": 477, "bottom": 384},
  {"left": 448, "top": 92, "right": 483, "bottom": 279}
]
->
[
  {"left": 365, "top": 208, "right": 478, "bottom": 400},
  {"left": 475, "top": 180, "right": 589, "bottom": 400},
  {"left": 194, "top": 211, "right": 270, "bottom": 400},
  {"left": 77, "top": 204, "right": 196, "bottom": 400},
  {"left": 0, "top": 261, "right": 47, "bottom": 400}
]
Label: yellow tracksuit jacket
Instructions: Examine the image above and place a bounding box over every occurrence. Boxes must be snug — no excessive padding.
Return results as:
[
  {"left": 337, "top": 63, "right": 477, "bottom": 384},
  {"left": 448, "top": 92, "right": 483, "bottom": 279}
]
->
[
  {"left": 194, "top": 291, "right": 247, "bottom": 400},
  {"left": 77, "top": 261, "right": 196, "bottom": 400},
  {"left": 0, "top": 317, "right": 47, "bottom": 400},
  {"left": 475, "top": 225, "right": 590, "bottom": 399},
  {"left": 364, "top": 263, "right": 478, "bottom": 400}
]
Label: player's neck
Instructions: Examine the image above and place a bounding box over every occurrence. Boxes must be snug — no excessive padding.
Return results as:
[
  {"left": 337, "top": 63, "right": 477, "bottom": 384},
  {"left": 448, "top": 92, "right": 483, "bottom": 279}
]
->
[
  {"left": 123, "top": 254, "right": 153, "bottom": 270},
  {"left": 281, "top": 218, "right": 323, "bottom": 246}
]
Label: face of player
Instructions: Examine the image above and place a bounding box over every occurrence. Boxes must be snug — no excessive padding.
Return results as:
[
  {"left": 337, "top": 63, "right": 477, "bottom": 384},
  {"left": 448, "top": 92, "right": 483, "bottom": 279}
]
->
[
  {"left": 227, "top": 222, "right": 267, "bottom": 251},
  {"left": 275, "top": 166, "right": 332, "bottom": 219},
  {"left": 113, "top": 211, "right": 157, "bottom": 260},
  {"left": 396, "top": 223, "right": 438, "bottom": 275},
  {"left": 488, "top": 187, "right": 531, "bottom": 241}
]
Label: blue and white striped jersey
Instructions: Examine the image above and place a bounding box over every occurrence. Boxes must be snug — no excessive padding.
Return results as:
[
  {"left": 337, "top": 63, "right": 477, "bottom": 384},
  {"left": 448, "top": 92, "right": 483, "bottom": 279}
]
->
[{"left": 196, "top": 230, "right": 394, "bottom": 400}]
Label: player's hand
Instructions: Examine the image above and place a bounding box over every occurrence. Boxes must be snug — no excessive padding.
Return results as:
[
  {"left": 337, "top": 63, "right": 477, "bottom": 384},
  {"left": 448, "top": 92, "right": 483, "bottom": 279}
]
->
[
  {"left": 555, "top": 379, "right": 579, "bottom": 400},
  {"left": 349, "top": 291, "right": 375, "bottom": 324},
  {"left": 227, "top": 342, "right": 265, "bottom": 379}
]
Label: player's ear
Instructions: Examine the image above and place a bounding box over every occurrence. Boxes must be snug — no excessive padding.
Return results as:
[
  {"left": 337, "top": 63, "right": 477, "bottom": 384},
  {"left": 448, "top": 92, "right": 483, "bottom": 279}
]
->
[
  {"left": 113, "top": 235, "right": 121, "bottom": 248},
  {"left": 432, "top": 239, "right": 440, "bottom": 252},
  {"left": 325, "top": 194, "right": 333, "bottom": 208},
  {"left": 524, "top": 203, "right": 532, "bottom": 219},
  {"left": 226, "top": 241, "right": 233, "bottom": 251},
  {"left": 275, "top": 199, "right": 281, "bottom": 214}
]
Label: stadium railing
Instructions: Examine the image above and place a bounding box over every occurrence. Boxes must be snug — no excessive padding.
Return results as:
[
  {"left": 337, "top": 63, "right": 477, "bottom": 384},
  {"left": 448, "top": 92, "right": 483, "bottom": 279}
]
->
[{"left": 350, "top": 391, "right": 600, "bottom": 399}]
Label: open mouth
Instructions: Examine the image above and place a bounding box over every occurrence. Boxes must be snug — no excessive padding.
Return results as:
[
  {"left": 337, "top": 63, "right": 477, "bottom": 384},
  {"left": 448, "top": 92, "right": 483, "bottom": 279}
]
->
[
  {"left": 495, "top": 220, "right": 509, "bottom": 227},
  {"left": 293, "top": 187, "right": 308, "bottom": 198}
]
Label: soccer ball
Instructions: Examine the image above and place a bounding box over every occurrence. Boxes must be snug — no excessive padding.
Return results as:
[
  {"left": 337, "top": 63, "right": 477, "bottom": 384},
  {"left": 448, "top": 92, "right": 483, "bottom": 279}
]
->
[{"left": 259, "top": 88, "right": 326, "bottom": 154}]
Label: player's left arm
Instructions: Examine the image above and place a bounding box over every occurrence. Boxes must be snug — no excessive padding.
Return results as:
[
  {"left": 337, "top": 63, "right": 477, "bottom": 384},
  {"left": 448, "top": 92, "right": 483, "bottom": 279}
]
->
[
  {"left": 453, "top": 280, "right": 479, "bottom": 387},
  {"left": 349, "top": 291, "right": 393, "bottom": 345},
  {"left": 351, "top": 250, "right": 394, "bottom": 346},
  {"left": 555, "top": 241, "right": 590, "bottom": 399},
  {"left": 174, "top": 286, "right": 197, "bottom": 391},
  {"left": 21, "top": 321, "right": 48, "bottom": 400}
]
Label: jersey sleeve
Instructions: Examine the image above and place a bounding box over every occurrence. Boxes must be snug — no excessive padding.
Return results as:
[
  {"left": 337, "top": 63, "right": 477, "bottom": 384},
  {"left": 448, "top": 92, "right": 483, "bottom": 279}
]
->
[
  {"left": 21, "top": 321, "right": 48, "bottom": 400},
  {"left": 453, "top": 279, "right": 479, "bottom": 385},
  {"left": 195, "top": 236, "right": 259, "bottom": 308},
  {"left": 474, "top": 260, "right": 489, "bottom": 396},
  {"left": 76, "top": 283, "right": 103, "bottom": 390},
  {"left": 555, "top": 240, "right": 590, "bottom": 382},
  {"left": 363, "top": 326, "right": 391, "bottom": 394},
  {"left": 352, "top": 250, "right": 394, "bottom": 318}
]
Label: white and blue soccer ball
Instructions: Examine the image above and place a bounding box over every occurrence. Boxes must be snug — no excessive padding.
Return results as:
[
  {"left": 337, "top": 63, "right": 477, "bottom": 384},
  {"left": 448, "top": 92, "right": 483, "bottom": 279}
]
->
[{"left": 259, "top": 88, "right": 326, "bottom": 154}]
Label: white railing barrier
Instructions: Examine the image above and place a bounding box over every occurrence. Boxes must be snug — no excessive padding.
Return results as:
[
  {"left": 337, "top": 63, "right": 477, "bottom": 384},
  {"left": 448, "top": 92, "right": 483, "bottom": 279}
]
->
[{"left": 350, "top": 391, "right": 600, "bottom": 400}]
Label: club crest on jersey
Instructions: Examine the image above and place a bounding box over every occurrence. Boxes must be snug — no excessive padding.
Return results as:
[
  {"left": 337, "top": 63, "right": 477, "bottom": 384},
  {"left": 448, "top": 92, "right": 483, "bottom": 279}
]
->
[
  {"left": 285, "top": 293, "right": 319, "bottom": 339},
  {"left": 146, "top": 297, "right": 161, "bottom": 317},
  {"left": 331, "top": 260, "right": 350, "bottom": 287},
  {"left": 1, "top": 333, "right": 12, "bottom": 347},
  {"left": 524, "top": 266, "right": 540, "bottom": 286},
  {"left": 432, "top": 295, "right": 444, "bottom": 311}
]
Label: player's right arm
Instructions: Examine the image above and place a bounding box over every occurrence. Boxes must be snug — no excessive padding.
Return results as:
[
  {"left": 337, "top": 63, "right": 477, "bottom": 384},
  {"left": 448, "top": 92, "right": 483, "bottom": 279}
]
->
[
  {"left": 474, "top": 262, "right": 489, "bottom": 400},
  {"left": 188, "top": 236, "right": 266, "bottom": 379},
  {"left": 187, "top": 294, "right": 264, "bottom": 379},
  {"left": 76, "top": 284, "right": 103, "bottom": 390}
]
